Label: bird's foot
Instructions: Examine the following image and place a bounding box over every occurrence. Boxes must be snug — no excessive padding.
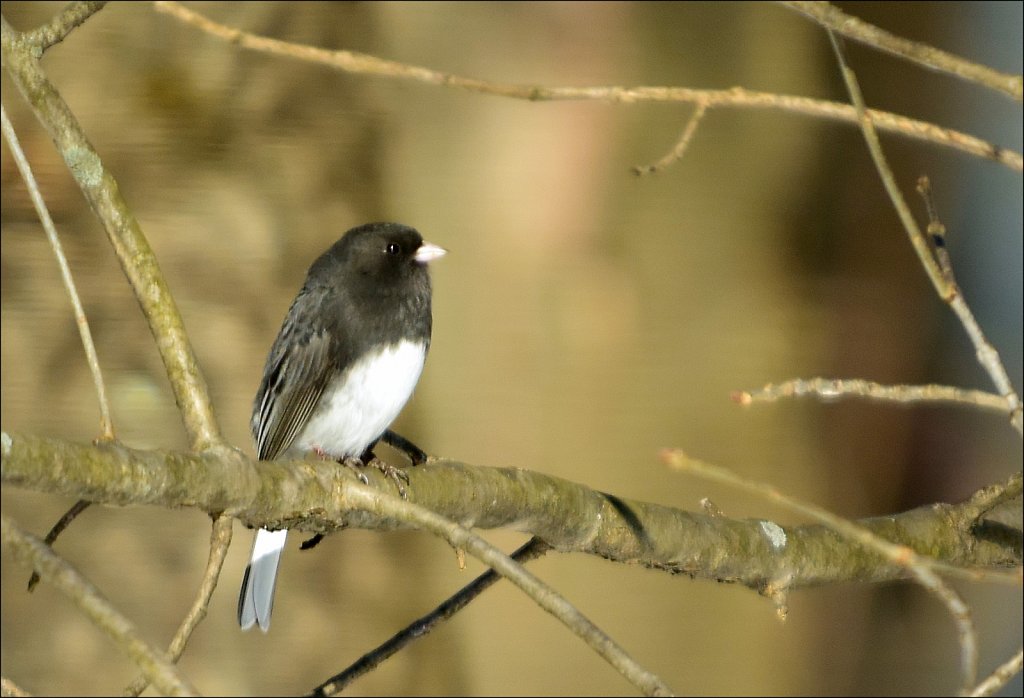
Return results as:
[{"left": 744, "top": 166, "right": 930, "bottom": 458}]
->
[
  {"left": 378, "top": 460, "right": 411, "bottom": 499},
  {"left": 340, "top": 455, "right": 371, "bottom": 485},
  {"left": 340, "top": 449, "right": 410, "bottom": 498},
  {"left": 364, "top": 457, "right": 411, "bottom": 499}
]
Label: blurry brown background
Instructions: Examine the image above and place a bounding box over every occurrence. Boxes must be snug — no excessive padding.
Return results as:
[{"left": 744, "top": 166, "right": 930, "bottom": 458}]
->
[{"left": 2, "top": 2, "right": 1021, "bottom": 695}]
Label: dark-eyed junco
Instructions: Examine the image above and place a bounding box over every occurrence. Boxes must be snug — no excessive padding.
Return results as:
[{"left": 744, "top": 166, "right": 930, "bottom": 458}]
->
[{"left": 238, "top": 222, "right": 446, "bottom": 632}]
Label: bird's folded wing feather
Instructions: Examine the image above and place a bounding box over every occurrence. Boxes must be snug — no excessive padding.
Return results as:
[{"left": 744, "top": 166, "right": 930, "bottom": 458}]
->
[{"left": 252, "top": 293, "right": 344, "bottom": 460}]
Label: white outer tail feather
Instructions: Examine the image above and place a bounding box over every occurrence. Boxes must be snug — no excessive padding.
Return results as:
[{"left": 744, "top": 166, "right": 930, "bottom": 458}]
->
[{"left": 238, "top": 527, "right": 289, "bottom": 632}]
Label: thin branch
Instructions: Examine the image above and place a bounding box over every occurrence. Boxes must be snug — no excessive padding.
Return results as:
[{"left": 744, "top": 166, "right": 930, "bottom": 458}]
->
[
  {"left": 633, "top": 101, "right": 708, "bottom": 175},
  {"left": 734, "top": 378, "right": 1012, "bottom": 415},
  {"left": 122, "top": 514, "right": 233, "bottom": 697},
  {"left": 965, "top": 471, "right": 1023, "bottom": 515},
  {"left": 781, "top": 1, "right": 1023, "bottom": 102},
  {"left": 916, "top": 176, "right": 956, "bottom": 281},
  {"left": 1, "top": 514, "right": 198, "bottom": 697},
  {"left": 0, "top": 103, "right": 114, "bottom": 440},
  {"left": 310, "top": 536, "right": 552, "bottom": 696},
  {"left": 659, "top": 451, "right": 1018, "bottom": 592},
  {"left": 916, "top": 179, "right": 1024, "bottom": 436},
  {"left": 1, "top": 15, "right": 224, "bottom": 451},
  {"left": 970, "top": 648, "right": 1024, "bottom": 697},
  {"left": 340, "top": 483, "right": 675, "bottom": 696},
  {"left": 22, "top": 0, "right": 107, "bottom": 52},
  {"left": 662, "top": 449, "right": 979, "bottom": 692},
  {"left": 25, "top": 499, "right": 91, "bottom": 592},
  {"left": 2, "top": 98, "right": 115, "bottom": 594},
  {"left": 830, "top": 35, "right": 952, "bottom": 298},
  {"left": 151, "top": 0, "right": 1022, "bottom": 173},
  {"left": 817, "top": 27, "right": 1024, "bottom": 688},
  {"left": 826, "top": 31, "right": 1023, "bottom": 436}
]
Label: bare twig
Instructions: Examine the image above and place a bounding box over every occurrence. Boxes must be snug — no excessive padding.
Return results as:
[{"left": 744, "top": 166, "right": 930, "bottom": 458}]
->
[
  {"left": 662, "top": 449, "right": 980, "bottom": 692},
  {"left": 965, "top": 472, "right": 1023, "bottom": 514},
  {"left": 816, "top": 27, "right": 1023, "bottom": 689},
  {"left": 970, "top": 647, "right": 1024, "bottom": 697},
  {"left": 1, "top": 15, "right": 224, "bottom": 451},
  {"left": 2, "top": 100, "right": 117, "bottom": 593},
  {"left": 916, "top": 179, "right": 1023, "bottom": 436},
  {"left": 1, "top": 514, "right": 198, "bottom": 697},
  {"left": 735, "top": 378, "right": 1012, "bottom": 415},
  {"left": 915, "top": 177, "right": 955, "bottom": 280},
  {"left": 826, "top": 31, "right": 1022, "bottom": 436},
  {"left": 781, "top": 1, "right": 1023, "bottom": 102},
  {"left": 0, "top": 103, "right": 114, "bottom": 440},
  {"left": 311, "top": 536, "right": 552, "bottom": 696},
  {"left": 25, "top": 499, "right": 92, "bottom": 592},
  {"left": 633, "top": 101, "right": 708, "bottom": 175},
  {"left": 151, "top": 0, "right": 1022, "bottom": 173},
  {"left": 122, "top": 514, "right": 233, "bottom": 697},
  {"left": 342, "top": 483, "right": 675, "bottom": 696},
  {"left": 22, "top": 0, "right": 107, "bottom": 52}
]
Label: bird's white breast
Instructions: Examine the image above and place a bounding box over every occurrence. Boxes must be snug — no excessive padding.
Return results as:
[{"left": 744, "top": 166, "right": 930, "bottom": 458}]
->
[{"left": 292, "top": 339, "right": 427, "bottom": 459}]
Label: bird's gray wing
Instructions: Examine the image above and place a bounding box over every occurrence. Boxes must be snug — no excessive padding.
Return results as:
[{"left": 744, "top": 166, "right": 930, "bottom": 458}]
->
[{"left": 251, "top": 289, "right": 341, "bottom": 460}]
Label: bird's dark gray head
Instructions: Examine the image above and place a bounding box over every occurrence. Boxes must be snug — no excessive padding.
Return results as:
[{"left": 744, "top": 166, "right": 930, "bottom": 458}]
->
[{"left": 310, "top": 222, "right": 444, "bottom": 283}]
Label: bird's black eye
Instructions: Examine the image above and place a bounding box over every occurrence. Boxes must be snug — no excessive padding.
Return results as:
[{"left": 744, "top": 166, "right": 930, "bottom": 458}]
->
[{"left": 386, "top": 242, "right": 402, "bottom": 256}]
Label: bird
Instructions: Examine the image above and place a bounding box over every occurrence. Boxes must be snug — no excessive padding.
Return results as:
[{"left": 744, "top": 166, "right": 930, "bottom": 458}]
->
[{"left": 238, "top": 222, "right": 446, "bottom": 632}]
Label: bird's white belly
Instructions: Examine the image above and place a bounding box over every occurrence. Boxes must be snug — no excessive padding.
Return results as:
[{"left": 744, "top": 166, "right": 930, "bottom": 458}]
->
[{"left": 292, "top": 339, "right": 426, "bottom": 458}]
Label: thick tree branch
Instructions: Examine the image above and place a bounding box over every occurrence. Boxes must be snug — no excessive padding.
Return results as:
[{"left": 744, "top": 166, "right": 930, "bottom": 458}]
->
[
  {"left": 1, "top": 435, "right": 675, "bottom": 695},
  {"left": 3, "top": 431, "right": 1019, "bottom": 596}
]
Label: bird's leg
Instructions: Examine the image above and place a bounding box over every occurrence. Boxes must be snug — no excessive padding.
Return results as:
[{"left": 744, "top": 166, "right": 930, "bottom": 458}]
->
[
  {"left": 300, "top": 533, "right": 325, "bottom": 550},
  {"left": 379, "top": 429, "right": 429, "bottom": 465}
]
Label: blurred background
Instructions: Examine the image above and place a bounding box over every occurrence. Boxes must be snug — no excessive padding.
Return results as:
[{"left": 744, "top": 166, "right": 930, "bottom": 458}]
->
[{"left": 2, "top": 1, "right": 1021, "bottom": 695}]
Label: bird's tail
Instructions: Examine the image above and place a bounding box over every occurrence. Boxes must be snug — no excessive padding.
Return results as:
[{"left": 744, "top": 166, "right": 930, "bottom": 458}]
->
[{"left": 238, "top": 527, "right": 288, "bottom": 632}]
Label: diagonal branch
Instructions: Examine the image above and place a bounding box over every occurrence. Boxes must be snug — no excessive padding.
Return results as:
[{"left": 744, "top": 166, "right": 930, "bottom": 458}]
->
[
  {"left": 664, "top": 448, "right": 985, "bottom": 691},
  {"left": 1, "top": 14, "right": 223, "bottom": 452},
  {"left": 781, "top": 1, "right": 1023, "bottom": 102},
  {"left": 970, "top": 648, "right": 1024, "bottom": 697},
  {"left": 823, "top": 30, "right": 1022, "bottom": 436},
  {"left": 342, "top": 484, "right": 675, "bottom": 696},
  {"left": 822, "top": 28, "right": 1020, "bottom": 691},
  {"left": 122, "top": 514, "right": 234, "bottom": 697},
  {"left": 0, "top": 103, "right": 113, "bottom": 440},
  {"left": 1, "top": 514, "right": 198, "bottom": 697},
  {"left": 21, "top": 0, "right": 107, "bottom": 52},
  {"left": 311, "top": 536, "right": 552, "bottom": 696}
]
